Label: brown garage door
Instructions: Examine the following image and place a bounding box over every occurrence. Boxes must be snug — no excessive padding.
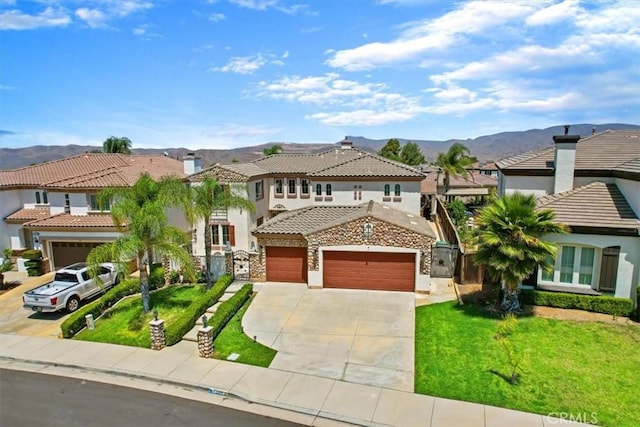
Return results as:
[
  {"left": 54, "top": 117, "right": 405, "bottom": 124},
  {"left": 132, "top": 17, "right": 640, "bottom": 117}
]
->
[
  {"left": 51, "top": 242, "right": 104, "bottom": 270},
  {"left": 266, "top": 246, "right": 307, "bottom": 283},
  {"left": 323, "top": 251, "right": 415, "bottom": 292}
]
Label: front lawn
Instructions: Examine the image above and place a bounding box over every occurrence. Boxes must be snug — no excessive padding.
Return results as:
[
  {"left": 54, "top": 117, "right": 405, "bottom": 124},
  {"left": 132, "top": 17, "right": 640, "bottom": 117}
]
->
[
  {"left": 415, "top": 301, "right": 639, "bottom": 427},
  {"left": 75, "top": 285, "right": 204, "bottom": 347},
  {"left": 212, "top": 297, "right": 277, "bottom": 367}
]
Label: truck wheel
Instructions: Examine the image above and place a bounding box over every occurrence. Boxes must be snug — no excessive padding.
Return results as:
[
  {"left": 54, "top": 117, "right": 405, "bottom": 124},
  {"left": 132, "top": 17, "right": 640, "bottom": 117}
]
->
[{"left": 66, "top": 297, "right": 80, "bottom": 313}]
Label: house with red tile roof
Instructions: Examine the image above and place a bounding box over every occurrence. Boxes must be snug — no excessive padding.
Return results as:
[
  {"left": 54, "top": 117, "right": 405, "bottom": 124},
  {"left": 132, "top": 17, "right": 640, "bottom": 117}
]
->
[
  {"left": 1, "top": 153, "right": 187, "bottom": 271},
  {"left": 497, "top": 129, "right": 640, "bottom": 302}
]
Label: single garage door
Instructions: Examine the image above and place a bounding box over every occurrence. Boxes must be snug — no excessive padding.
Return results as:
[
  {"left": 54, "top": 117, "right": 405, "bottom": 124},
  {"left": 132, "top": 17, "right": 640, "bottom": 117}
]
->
[
  {"left": 323, "top": 251, "right": 415, "bottom": 292},
  {"left": 266, "top": 246, "right": 307, "bottom": 283},
  {"left": 51, "top": 241, "right": 104, "bottom": 270}
]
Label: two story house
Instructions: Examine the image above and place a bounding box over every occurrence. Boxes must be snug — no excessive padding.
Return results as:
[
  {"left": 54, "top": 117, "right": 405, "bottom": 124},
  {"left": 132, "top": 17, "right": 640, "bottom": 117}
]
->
[
  {"left": 189, "top": 140, "right": 438, "bottom": 292},
  {"left": 1, "top": 153, "right": 187, "bottom": 271},
  {"left": 497, "top": 129, "right": 640, "bottom": 303}
]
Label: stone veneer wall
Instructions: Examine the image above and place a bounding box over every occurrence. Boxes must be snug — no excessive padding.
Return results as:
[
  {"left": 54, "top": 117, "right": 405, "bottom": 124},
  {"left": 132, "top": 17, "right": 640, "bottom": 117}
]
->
[
  {"left": 306, "top": 216, "right": 434, "bottom": 275},
  {"left": 250, "top": 237, "right": 307, "bottom": 281}
]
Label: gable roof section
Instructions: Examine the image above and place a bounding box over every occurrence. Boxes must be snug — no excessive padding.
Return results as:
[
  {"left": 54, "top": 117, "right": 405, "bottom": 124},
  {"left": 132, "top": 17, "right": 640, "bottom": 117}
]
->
[
  {"left": 0, "top": 154, "right": 186, "bottom": 189},
  {"left": 253, "top": 201, "right": 437, "bottom": 238},
  {"left": 4, "top": 207, "right": 52, "bottom": 223},
  {"left": 497, "top": 130, "right": 640, "bottom": 173},
  {"left": 189, "top": 164, "right": 266, "bottom": 182},
  {"left": 536, "top": 182, "right": 639, "bottom": 234},
  {"left": 308, "top": 155, "right": 425, "bottom": 178},
  {"left": 252, "top": 148, "right": 365, "bottom": 174}
]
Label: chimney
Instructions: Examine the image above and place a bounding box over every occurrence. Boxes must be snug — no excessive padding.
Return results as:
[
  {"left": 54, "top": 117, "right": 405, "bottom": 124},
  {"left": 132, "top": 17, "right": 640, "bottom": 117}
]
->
[
  {"left": 183, "top": 152, "right": 202, "bottom": 175},
  {"left": 340, "top": 136, "right": 353, "bottom": 149},
  {"left": 552, "top": 132, "right": 580, "bottom": 194}
]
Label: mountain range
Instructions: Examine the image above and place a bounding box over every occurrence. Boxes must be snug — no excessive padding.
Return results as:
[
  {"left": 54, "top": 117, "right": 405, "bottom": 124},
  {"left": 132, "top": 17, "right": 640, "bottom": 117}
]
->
[{"left": 1, "top": 123, "right": 638, "bottom": 170}]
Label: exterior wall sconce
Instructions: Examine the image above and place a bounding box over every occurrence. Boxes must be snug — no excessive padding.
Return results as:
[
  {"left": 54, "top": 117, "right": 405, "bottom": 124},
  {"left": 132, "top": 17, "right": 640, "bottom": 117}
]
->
[
  {"left": 250, "top": 241, "right": 256, "bottom": 252},
  {"left": 225, "top": 241, "right": 232, "bottom": 252}
]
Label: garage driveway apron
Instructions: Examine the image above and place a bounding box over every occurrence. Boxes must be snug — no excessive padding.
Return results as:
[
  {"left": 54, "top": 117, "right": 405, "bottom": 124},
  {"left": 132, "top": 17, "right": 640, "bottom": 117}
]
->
[{"left": 243, "top": 283, "right": 415, "bottom": 392}]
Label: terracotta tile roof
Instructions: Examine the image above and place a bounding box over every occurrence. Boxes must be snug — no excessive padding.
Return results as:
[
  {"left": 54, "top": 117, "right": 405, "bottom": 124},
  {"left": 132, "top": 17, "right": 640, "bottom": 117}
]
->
[
  {"left": 252, "top": 148, "right": 365, "bottom": 174},
  {"left": 536, "top": 182, "right": 639, "bottom": 232},
  {"left": 253, "top": 201, "right": 437, "bottom": 238},
  {"left": 4, "top": 207, "right": 51, "bottom": 223},
  {"left": 24, "top": 213, "right": 123, "bottom": 229},
  {"left": 308, "top": 155, "right": 425, "bottom": 178},
  {"left": 448, "top": 172, "right": 497, "bottom": 188},
  {"left": 497, "top": 130, "right": 640, "bottom": 172},
  {"left": 421, "top": 172, "right": 438, "bottom": 194},
  {"left": 0, "top": 154, "right": 186, "bottom": 189}
]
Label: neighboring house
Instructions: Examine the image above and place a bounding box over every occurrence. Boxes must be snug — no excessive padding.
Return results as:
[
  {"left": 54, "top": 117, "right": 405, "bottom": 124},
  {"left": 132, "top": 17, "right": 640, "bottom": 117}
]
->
[
  {"left": 497, "top": 130, "right": 640, "bottom": 302},
  {"left": 189, "top": 140, "right": 437, "bottom": 292},
  {"left": 1, "top": 153, "right": 187, "bottom": 271}
]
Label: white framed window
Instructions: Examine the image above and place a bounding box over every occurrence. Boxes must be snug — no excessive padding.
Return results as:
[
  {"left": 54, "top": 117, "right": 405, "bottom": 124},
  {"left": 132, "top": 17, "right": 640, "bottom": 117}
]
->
[
  {"left": 301, "top": 179, "right": 309, "bottom": 195},
  {"left": 315, "top": 184, "right": 322, "bottom": 196},
  {"left": 275, "top": 179, "right": 284, "bottom": 196},
  {"left": 394, "top": 184, "right": 401, "bottom": 197},
  {"left": 288, "top": 178, "right": 297, "bottom": 195},
  {"left": 384, "top": 184, "right": 390, "bottom": 197},
  {"left": 539, "top": 245, "right": 598, "bottom": 286},
  {"left": 325, "top": 184, "right": 332, "bottom": 196},
  {"left": 88, "top": 194, "right": 110, "bottom": 211},
  {"left": 255, "top": 181, "right": 264, "bottom": 200}
]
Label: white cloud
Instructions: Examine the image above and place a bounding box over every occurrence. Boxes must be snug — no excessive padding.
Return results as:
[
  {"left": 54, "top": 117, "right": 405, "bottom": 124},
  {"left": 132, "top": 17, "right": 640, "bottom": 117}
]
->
[
  {"left": 75, "top": 8, "right": 107, "bottom": 28},
  {"left": 209, "top": 12, "right": 226, "bottom": 22},
  {"left": 0, "top": 7, "right": 71, "bottom": 30},
  {"left": 210, "top": 55, "right": 267, "bottom": 74},
  {"left": 229, "top": 0, "right": 309, "bottom": 14},
  {"left": 525, "top": 0, "right": 579, "bottom": 27},
  {"left": 132, "top": 23, "right": 162, "bottom": 39}
]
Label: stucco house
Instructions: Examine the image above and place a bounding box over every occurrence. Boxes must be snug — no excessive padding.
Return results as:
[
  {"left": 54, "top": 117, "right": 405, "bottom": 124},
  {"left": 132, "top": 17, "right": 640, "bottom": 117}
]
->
[
  {"left": 497, "top": 129, "right": 640, "bottom": 302},
  {"left": 189, "top": 140, "right": 438, "bottom": 292},
  {"left": 0, "top": 153, "right": 187, "bottom": 271}
]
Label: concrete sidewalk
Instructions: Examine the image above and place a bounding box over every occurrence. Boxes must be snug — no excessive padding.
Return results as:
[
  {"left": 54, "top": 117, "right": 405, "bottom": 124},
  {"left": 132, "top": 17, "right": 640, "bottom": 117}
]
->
[{"left": 0, "top": 334, "right": 591, "bottom": 427}]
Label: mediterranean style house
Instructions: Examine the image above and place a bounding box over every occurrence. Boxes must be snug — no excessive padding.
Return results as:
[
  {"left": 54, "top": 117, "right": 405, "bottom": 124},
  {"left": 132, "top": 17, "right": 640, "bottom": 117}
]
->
[
  {"left": 497, "top": 129, "right": 640, "bottom": 302},
  {"left": 189, "top": 139, "right": 438, "bottom": 292},
  {"left": 0, "top": 153, "right": 187, "bottom": 271}
]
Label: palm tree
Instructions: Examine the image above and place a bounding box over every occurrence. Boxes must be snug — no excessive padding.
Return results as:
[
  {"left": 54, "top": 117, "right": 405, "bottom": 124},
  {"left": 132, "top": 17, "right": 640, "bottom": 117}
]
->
[
  {"left": 183, "top": 177, "right": 254, "bottom": 289},
  {"left": 87, "top": 173, "right": 194, "bottom": 312},
  {"left": 473, "top": 192, "right": 566, "bottom": 313},
  {"left": 103, "top": 136, "right": 132, "bottom": 154},
  {"left": 435, "top": 143, "right": 474, "bottom": 193}
]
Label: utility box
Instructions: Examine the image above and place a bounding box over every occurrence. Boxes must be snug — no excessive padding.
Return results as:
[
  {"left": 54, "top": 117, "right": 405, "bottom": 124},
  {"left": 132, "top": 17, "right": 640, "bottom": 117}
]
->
[{"left": 431, "top": 241, "right": 456, "bottom": 278}]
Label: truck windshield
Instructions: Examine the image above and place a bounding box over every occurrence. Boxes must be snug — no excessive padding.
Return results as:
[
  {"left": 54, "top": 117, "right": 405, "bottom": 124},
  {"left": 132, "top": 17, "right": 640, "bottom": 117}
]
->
[{"left": 54, "top": 273, "right": 78, "bottom": 283}]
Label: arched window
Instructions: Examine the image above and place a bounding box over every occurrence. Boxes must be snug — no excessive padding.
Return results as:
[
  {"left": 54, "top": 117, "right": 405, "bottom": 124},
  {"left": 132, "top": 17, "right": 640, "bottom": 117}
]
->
[
  {"left": 384, "top": 184, "right": 390, "bottom": 196},
  {"left": 42, "top": 191, "right": 48, "bottom": 204},
  {"left": 35, "top": 192, "right": 41, "bottom": 204},
  {"left": 326, "top": 184, "right": 332, "bottom": 196},
  {"left": 316, "top": 184, "right": 322, "bottom": 196},
  {"left": 354, "top": 185, "right": 358, "bottom": 200},
  {"left": 394, "top": 184, "right": 401, "bottom": 196}
]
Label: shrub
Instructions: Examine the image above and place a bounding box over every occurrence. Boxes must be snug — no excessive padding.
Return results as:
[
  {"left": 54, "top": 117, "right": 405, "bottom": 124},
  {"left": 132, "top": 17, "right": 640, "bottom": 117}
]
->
[
  {"left": 207, "top": 283, "right": 252, "bottom": 341},
  {"left": 148, "top": 263, "right": 165, "bottom": 289},
  {"left": 27, "top": 269, "right": 42, "bottom": 277},
  {"left": 164, "top": 275, "right": 234, "bottom": 346},
  {"left": 60, "top": 279, "right": 140, "bottom": 338},
  {"left": 636, "top": 286, "right": 640, "bottom": 320},
  {"left": 520, "top": 289, "right": 634, "bottom": 317},
  {"left": 170, "top": 270, "right": 180, "bottom": 284},
  {"left": 21, "top": 249, "right": 43, "bottom": 260}
]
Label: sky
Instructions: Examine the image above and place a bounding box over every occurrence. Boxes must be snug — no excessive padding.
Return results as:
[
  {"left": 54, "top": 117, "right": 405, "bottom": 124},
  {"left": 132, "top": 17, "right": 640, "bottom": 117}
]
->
[{"left": 1, "top": 0, "right": 639, "bottom": 150}]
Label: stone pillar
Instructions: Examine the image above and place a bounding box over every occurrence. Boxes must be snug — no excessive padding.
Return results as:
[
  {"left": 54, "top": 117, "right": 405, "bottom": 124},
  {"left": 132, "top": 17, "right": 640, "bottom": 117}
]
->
[
  {"left": 225, "top": 251, "right": 233, "bottom": 276},
  {"left": 149, "top": 319, "right": 166, "bottom": 350},
  {"left": 162, "top": 255, "right": 171, "bottom": 286},
  {"left": 197, "top": 326, "right": 214, "bottom": 358}
]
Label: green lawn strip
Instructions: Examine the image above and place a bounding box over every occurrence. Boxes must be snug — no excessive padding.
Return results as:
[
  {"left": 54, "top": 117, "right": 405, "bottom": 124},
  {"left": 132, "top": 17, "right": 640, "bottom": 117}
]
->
[
  {"left": 75, "top": 285, "right": 203, "bottom": 348},
  {"left": 212, "top": 295, "right": 277, "bottom": 367},
  {"left": 415, "top": 301, "right": 640, "bottom": 427}
]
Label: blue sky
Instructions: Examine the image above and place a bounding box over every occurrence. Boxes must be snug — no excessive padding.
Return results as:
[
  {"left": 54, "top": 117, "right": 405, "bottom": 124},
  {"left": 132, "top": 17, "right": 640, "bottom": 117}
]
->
[{"left": 1, "top": 0, "right": 639, "bottom": 149}]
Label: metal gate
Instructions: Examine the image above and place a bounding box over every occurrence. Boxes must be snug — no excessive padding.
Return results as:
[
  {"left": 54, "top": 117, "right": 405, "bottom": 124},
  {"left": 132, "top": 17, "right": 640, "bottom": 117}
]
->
[
  {"left": 431, "top": 242, "right": 457, "bottom": 278},
  {"left": 210, "top": 252, "right": 226, "bottom": 282},
  {"left": 233, "top": 250, "right": 250, "bottom": 281}
]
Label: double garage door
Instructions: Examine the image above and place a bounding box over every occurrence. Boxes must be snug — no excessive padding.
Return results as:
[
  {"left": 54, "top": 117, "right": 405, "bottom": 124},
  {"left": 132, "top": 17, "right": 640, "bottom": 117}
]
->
[
  {"left": 50, "top": 241, "right": 103, "bottom": 270},
  {"left": 265, "top": 246, "right": 415, "bottom": 292}
]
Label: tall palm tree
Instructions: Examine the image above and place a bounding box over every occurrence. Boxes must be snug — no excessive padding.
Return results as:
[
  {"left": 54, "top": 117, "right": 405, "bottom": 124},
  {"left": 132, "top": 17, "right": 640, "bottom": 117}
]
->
[
  {"left": 473, "top": 192, "right": 566, "bottom": 313},
  {"left": 183, "top": 177, "right": 254, "bottom": 289},
  {"left": 87, "top": 173, "right": 194, "bottom": 312},
  {"left": 435, "top": 143, "right": 474, "bottom": 193},
  {"left": 103, "top": 136, "right": 132, "bottom": 154}
]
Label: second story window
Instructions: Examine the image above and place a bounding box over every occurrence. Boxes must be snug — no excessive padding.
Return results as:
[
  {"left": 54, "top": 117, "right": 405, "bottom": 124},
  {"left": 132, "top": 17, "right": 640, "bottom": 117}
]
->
[
  {"left": 288, "top": 179, "right": 296, "bottom": 196},
  {"left": 316, "top": 184, "right": 322, "bottom": 196},
  {"left": 354, "top": 185, "right": 358, "bottom": 200},
  {"left": 394, "top": 184, "right": 401, "bottom": 197},
  {"left": 301, "top": 179, "right": 309, "bottom": 195},
  {"left": 64, "top": 193, "right": 70, "bottom": 213},
  {"left": 326, "top": 184, "right": 332, "bottom": 196},
  {"left": 35, "top": 192, "right": 41, "bottom": 204},
  {"left": 89, "top": 194, "right": 110, "bottom": 211},
  {"left": 384, "top": 184, "right": 390, "bottom": 197},
  {"left": 255, "top": 181, "right": 264, "bottom": 200},
  {"left": 275, "top": 179, "right": 284, "bottom": 196}
]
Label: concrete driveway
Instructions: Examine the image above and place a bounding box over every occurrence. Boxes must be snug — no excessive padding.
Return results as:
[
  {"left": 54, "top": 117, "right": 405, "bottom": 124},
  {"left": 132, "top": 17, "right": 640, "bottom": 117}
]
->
[
  {"left": 0, "top": 272, "right": 68, "bottom": 337},
  {"left": 243, "top": 283, "right": 415, "bottom": 392}
]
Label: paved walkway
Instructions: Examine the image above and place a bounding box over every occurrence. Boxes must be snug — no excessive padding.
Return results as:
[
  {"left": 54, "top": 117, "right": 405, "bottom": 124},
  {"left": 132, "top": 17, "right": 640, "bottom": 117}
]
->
[
  {"left": 244, "top": 283, "right": 415, "bottom": 392},
  {"left": 0, "top": 333, "right": 591, "bottom": 427}
]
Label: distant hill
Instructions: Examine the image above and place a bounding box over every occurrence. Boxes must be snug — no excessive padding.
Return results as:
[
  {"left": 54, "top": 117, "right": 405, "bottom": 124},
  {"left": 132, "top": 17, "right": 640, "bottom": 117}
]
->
[{"left": 1, "top": 123, "right": 638, "bottom": 170}]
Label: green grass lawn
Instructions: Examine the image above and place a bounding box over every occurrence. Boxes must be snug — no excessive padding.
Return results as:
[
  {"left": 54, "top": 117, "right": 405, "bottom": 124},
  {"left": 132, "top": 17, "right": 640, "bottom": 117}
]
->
[
  {"left": 212, "top": 296, "right": 277, "bottom": 367},
  {"left": 75, "top": 285, "right": 204, "bottom": 348},
  {"left": 415, "top": 301, "right": 640, "bottom": 427}
]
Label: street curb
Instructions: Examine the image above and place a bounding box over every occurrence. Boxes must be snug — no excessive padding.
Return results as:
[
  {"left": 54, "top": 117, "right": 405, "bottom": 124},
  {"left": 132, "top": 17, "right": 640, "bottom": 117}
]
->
[{"left": 0, "top": 355, "right": 363, "bottom": 427}]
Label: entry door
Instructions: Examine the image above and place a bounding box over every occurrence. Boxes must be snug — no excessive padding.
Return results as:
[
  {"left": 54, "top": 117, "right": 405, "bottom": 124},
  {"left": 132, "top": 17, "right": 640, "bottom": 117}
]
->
[{"left": 598, "top": 246, "right": 620, "bottom": 293}]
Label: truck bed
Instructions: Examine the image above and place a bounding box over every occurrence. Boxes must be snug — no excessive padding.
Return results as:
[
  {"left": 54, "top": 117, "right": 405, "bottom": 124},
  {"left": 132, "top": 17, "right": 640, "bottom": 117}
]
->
[{"left": 25, "top": 282, "right": 77, "bottom": 296}]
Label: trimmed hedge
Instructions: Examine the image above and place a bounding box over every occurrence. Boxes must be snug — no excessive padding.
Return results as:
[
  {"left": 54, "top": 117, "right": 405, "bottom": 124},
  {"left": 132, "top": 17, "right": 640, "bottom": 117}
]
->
[
  {"left": 520, "top": 289, "right": 634, "bottom": 317},
  {"left": 164, "top": 275, "right": 234, "bottom": 346},
  {"left": 60, "top": 279, "right": 140, "bottom": 338},
  {"left": 207, "top": 283, "right": 253, "bottom": 341},
  {"left": 21, "top": 249, "right": 42, "bottom": 260}
]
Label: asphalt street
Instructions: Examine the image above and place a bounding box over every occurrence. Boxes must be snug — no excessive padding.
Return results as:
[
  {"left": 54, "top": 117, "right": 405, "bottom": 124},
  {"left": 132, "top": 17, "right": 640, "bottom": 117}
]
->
[{"left": 0, "top": 369, "right": 305, "bottom": 427}]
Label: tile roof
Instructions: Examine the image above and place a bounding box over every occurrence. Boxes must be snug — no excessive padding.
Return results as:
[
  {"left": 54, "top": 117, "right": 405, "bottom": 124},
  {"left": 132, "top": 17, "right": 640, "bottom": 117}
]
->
[
  {"left": 421, "top": 172, "right": 438, "bottom": 194},
  {"left": 4, "top": 207, "right": 52, "bottom": 222},
  {"left": 308, "top": 155, "right": 425, "bottom": 178},
  {"left": 252, "top": 148, "right": 365, "bottom": 174},
  {"left": 448, "top": 172, "right": 497, "bottom": 188},
  {"left": 0, "top": 154, "right": 186, "bottom": 189},
  {"left": 253, "top": 201, "right": 437, "bottom": 238},
  {"left": 497, "top": 130, "right": 640, "bottom": 172},
  {"left": 536, "top": 182, "right": 639, "bottom": 232},
  {"left": 23, "top": 213, "right": 122, "bottom": 229}
]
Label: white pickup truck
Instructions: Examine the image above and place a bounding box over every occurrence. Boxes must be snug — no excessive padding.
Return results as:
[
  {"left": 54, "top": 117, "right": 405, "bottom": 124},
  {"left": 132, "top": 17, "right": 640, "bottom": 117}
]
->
[{"left": 23, "top": 262, "right": 119, "bottom": 313}]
